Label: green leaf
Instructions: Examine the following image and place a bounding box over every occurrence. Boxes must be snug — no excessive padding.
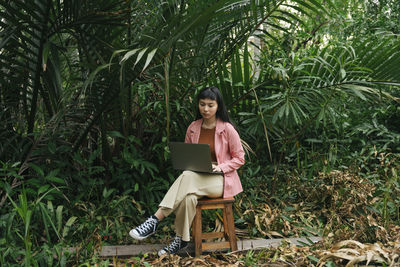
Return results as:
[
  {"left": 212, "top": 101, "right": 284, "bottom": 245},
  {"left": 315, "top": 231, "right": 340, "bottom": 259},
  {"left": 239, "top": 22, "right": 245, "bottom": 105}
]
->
[
  {"left": 25, "top": 209, "right": 32, "bottom": 237},
  {"left": 108, "top": 131, "right": 125, "bottom": 139},
  {"left": 38, "top": 185, "right": 50, "bottom": 195},
  {"left": 83, "top": 63, "right": 112, "bottom": 91},
  {"left": 119, "top": 48, "right": 139, "bottom": 64},
  {"left": 142, "top": 48, "right": 157, "bottom": 72},
  {"left": 40, "top": 202, "right": 61, "bottom": 240},
  {"left": 342, "top": 84, "right": 372, "bottom": 100},
  {"left": 62, "top": 217, "right": 77, "bottom": 238},
  {"left": 134, "top": 48, "right": 149, "bottom": 67},
  {"left": 56, "top": 205, "right": 63, "bottom": 233},
  {"left": 29, "top": 163, "right": 44, "bottom": 177},
  {"left": 281, "top": 214, "right": 293, "bottom": 222},
  {"left": 307, "top": 255, "right": 319, "bottom": 263},
  {"left": 45, "top": 176, "right": 65, "bottom": 185},
  {"left": 48, "top": 142, "right": 56, "bottom": 154}
]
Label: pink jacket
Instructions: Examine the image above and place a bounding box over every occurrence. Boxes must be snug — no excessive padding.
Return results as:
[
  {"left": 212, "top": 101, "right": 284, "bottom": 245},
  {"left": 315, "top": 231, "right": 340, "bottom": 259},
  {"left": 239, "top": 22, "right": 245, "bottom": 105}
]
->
[{"left": 185, "top": 118, "right": 245, "bottom": 198}]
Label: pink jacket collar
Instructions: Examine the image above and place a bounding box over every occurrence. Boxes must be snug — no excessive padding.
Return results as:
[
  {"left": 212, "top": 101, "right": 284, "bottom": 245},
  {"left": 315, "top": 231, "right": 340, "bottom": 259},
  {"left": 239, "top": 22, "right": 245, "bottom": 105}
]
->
[{"left": 189, "top": 118, "right": 225, "bottom": 142}]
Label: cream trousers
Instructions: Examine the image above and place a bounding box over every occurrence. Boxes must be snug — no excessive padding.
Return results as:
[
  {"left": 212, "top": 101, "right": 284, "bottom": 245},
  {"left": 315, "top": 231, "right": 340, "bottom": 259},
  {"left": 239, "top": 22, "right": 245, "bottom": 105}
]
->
[{"left": 158, "top": 170, "right": 224, "bottom": 242}]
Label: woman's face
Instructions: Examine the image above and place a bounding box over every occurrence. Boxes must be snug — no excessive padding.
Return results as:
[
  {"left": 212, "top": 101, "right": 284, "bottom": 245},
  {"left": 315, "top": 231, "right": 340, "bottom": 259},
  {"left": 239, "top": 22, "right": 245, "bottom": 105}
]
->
[{"left": 198, "top": 98, "right": 218, "bottom": 120}]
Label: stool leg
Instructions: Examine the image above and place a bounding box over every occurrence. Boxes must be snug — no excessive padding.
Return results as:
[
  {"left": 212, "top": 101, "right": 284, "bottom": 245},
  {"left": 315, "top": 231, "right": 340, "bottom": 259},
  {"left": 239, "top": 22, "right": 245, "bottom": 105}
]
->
[
  {"left": 192, "top": 212, "right": 197, "bottom": 241},
  {"left": 222, "top": 205, "right": 229, "bottom": 240},
  {"left": 193, "top": 206, "right": 202, "bottom": 257},
  {"left": 224, "top": 203, "right": 238, "bottom": 252}
]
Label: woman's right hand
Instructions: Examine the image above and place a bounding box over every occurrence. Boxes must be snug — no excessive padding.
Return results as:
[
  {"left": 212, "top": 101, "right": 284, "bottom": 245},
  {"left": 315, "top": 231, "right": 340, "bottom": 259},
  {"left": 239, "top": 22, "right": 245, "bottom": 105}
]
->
[{"left": 212, "top": 164, "right": 222, "bottom": 173}]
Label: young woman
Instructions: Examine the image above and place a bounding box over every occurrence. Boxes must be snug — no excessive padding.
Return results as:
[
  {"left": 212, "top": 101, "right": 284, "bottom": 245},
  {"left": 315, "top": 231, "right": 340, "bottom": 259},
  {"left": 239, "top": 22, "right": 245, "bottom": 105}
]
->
[{"left": 129, "top": 86, "right": 245, "bottom": 256}]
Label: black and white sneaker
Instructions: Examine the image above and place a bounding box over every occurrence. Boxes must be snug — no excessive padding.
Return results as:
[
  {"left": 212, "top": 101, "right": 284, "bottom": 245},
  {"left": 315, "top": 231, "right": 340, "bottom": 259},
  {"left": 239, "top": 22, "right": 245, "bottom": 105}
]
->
[
  {"left": 129, "top": 216, "right": 158, "bottom": 240},
  {"left": 158, "top": 236, "right": 188, "bottom": 256}
]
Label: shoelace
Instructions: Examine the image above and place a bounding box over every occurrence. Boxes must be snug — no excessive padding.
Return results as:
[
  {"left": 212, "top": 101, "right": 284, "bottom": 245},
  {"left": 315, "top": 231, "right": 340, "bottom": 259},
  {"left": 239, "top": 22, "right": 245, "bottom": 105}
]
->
[
  {"left": 136, "top": 217, "right": 156, "bottom": 234},
  {"left": 165, "top": 237, "right": 182, "bottom": 253}
]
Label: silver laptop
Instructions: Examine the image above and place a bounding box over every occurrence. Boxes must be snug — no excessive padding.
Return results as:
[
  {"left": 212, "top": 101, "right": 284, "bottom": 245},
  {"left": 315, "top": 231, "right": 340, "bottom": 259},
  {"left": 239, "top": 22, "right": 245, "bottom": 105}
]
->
[{"left": 169, "top": 142, "right": 223, "bottom": 174}]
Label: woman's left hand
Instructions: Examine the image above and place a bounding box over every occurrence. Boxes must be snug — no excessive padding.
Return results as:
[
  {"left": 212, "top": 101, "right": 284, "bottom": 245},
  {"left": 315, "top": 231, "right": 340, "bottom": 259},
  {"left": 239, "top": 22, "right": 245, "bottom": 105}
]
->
[{"left": 212, "top": 164, "right": 222, "bottom": 173}]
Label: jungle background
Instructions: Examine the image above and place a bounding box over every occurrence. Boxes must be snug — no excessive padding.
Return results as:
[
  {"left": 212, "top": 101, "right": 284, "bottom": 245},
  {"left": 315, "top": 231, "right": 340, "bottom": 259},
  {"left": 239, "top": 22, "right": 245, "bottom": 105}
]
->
[{"left": 1, "top": 0, "right": 399, "bottom": 266}]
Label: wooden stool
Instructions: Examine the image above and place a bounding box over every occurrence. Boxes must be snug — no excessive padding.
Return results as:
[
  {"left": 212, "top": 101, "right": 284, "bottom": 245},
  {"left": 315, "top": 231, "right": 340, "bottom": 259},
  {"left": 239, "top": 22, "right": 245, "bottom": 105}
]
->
[{"left": 192, "top": 197, "right": 238, "bottom": 256}]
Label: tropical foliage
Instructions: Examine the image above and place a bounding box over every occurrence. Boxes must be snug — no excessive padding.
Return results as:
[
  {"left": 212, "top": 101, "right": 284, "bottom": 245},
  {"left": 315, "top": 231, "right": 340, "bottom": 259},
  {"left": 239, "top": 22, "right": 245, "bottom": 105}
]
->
[{"left": 1, "top": 0, "right": 399, "bottom": 266}]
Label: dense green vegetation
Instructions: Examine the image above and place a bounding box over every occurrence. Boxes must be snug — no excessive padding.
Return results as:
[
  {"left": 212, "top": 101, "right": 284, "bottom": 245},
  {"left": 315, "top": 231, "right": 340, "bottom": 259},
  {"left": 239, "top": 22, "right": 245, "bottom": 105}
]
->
[{"left": 1, "top": 0, "right": 399, "bottom": 266}]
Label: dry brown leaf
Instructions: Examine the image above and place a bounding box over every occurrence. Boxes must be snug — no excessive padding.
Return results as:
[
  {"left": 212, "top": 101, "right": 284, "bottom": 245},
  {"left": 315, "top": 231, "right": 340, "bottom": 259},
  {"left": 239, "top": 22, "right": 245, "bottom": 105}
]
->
[
  {"left": 336, "top": 248, "right": 361, "bottom": 256},
  {"left": 365, "top": 250, "right": 374, "bottom": 265},
  {"left": 333, "top": 240, "right": 365, "bottom": 249},
  {"left": 267, "top": 231, "right": 284, "bottom": 238}
]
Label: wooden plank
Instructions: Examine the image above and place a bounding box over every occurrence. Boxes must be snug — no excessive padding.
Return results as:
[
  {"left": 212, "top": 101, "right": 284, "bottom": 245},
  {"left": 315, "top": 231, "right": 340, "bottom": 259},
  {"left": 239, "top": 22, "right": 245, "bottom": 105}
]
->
[
  {"left": 236, "top": 237, "right": 323, "bottom": 251},
  {"left": 101, "top": 243, "right": 166, "bottom": 257},
  {"left": 198, "top": 197, "right": 235, "bottom": 205},
  {"left": 99, "top": 237, "right": 323, "bottom": 257},
  {"left": 202, "top": 241, "right": 230, "bottom": 251},
  {"left": 200, "top": 203, "right": 224, "bottom": 210}
]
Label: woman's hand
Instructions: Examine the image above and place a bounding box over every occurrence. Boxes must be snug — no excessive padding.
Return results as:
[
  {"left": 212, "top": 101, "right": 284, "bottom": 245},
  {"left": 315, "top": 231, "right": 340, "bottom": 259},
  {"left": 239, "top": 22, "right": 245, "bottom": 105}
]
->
[{"left": 212, "top": 164, "right": 222, "bottom": 173}]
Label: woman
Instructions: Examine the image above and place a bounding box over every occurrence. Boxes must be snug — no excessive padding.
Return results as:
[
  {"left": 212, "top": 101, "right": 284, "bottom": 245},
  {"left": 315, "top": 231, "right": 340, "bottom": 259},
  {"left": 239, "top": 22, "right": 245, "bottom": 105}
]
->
[{"left": 129, "top": 86, "right": 245, "bottom": 256}]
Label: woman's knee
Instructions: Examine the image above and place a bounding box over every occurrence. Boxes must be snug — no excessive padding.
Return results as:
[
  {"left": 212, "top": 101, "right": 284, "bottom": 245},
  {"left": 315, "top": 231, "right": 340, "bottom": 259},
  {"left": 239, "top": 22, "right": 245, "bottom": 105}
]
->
[{"left": 183, "top": 194, "right": 198, "bottom": 206}]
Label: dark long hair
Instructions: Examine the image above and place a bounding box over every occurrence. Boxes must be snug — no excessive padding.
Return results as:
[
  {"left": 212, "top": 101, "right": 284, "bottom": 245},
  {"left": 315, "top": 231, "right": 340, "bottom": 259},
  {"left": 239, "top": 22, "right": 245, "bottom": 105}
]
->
[{"left": 195, "top": 86, "right": 232, "bottom": 124}]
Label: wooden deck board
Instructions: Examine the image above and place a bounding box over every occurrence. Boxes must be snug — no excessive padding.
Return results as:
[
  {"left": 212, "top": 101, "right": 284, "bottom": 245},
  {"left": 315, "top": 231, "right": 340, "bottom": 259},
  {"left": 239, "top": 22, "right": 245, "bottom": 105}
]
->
[{"left": 99, "top": 236, "right": 322, "bottom": 257}]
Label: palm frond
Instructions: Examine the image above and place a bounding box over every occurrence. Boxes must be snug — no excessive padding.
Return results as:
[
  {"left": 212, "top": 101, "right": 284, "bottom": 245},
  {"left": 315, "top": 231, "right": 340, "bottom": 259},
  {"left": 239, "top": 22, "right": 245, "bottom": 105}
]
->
[{"left": 256, "top": 33, "right": 400, "bottom": 144}]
